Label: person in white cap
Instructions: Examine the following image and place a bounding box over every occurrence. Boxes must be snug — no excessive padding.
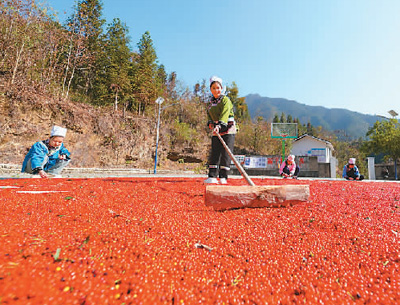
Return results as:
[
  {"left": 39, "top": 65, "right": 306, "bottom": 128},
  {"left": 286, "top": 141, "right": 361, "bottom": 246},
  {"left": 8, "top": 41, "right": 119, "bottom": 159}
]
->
[
  {"left": 21, "top": 125, "right": 71, "bottom": 178},
  {"left": 204, "top": 76, "right": 237, "bottom": 184},
  {"left": 279, "top": 154, "right": 300, "bottom": 179},
  {"left": 342, "top": 158, "right": 364, "bottom": 180}
]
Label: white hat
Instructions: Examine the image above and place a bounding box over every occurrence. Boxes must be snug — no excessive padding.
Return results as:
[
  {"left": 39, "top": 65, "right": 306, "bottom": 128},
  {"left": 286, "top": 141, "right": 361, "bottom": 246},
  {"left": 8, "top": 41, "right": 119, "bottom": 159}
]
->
[
  {"left": 50, "top": 125, "right": 67, "bottom": 137},
  {"left": 349, "top": 158, "right": 356, "bottom": 164},
  {"left": 288, "top": 155, "right": 295, "bottom": 162},
  {"left": 210, "top": 76, "right": 223, "bottom": 87}
]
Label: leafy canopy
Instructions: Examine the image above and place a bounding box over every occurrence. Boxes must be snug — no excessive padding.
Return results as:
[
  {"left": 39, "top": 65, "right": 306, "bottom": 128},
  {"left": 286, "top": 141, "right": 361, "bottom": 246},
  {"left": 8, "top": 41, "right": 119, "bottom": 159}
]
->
[{"left": 363, "top": 119, "right": 400, "bottom": 161}]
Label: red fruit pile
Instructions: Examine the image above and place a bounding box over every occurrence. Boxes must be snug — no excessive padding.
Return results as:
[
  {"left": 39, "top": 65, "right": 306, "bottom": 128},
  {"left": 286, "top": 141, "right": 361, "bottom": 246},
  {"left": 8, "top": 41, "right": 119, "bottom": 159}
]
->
[{"left": 0, "top": 177, "right": 399, "bottom": 304}]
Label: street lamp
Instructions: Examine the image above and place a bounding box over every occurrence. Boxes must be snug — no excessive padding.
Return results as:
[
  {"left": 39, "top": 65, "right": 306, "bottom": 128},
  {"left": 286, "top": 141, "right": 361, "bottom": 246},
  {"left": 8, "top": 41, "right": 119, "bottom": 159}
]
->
[
  {"left": 154, "top": 97, "right": 164, "bottom": 174},
  {"left": 153, "top": 98, "right": 180, "bottom": 174}
]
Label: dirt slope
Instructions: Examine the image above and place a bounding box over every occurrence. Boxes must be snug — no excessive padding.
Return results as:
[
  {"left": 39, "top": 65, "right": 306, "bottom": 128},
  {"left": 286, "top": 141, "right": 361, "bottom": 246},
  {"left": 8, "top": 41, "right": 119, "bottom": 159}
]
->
[{"left": 0, "top": 91, "right": 207, "bottom": 172}]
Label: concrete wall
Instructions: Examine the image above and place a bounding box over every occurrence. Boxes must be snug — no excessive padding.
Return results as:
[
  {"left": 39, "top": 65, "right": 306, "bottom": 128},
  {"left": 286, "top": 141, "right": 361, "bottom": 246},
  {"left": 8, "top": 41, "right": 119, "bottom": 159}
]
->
[
  {"left": 374, "top": 163, "right": 397, "bottom": 180},
  {"left": 318, "top": 163, "right": 331, "bottom": 178}
]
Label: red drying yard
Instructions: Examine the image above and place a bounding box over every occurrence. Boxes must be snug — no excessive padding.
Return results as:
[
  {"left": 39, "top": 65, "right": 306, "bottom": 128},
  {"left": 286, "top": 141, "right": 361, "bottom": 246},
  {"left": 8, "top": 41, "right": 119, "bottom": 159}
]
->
[{"left": 0, "top": 177, "right": 399, "bottom": 305}]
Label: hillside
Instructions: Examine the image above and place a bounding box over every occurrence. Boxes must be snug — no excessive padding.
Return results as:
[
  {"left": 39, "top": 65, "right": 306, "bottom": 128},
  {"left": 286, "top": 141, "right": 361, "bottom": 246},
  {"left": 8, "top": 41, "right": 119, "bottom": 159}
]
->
[
  {"left": 0, "top": 89, "right": 207, "bottom": 171},
  {"left": 245, "top": 94, "right": 380, "bottom": 139}
]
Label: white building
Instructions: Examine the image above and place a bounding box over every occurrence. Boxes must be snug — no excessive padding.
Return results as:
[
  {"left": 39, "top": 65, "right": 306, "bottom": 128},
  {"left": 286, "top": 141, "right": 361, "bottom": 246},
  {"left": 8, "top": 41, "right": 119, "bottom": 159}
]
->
[
  {"left": 291, "top": 134, "right": 338, "bottom": 178},
  {"left": 291, "top": 134, "right": 334, "bottom": 163}
]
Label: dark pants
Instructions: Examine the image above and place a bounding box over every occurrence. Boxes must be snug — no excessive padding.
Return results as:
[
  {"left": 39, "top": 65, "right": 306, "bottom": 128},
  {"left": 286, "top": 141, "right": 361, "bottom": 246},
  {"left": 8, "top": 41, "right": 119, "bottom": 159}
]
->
[
  {"left": 345, "top": 168, "right": 364, "bottom": 180},
  {"left": 208, "top": 134, "right": 235, "bottom": 179},
  {"left": 282, "top": 165, "right": 300, "bottom": 176}
]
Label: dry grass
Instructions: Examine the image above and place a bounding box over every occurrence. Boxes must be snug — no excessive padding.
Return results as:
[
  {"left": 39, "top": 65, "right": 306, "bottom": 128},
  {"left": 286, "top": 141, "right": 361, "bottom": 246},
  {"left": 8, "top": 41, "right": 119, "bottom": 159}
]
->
[{"left": 0, "top": 90, "right": 207, "bottom": 170}]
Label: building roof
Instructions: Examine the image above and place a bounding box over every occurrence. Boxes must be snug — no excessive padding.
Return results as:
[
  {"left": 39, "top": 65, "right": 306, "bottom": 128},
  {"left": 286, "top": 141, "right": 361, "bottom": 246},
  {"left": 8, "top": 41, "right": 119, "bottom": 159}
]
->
[{"left": 293, "top": 134, "right": 334, "bottom": 150}]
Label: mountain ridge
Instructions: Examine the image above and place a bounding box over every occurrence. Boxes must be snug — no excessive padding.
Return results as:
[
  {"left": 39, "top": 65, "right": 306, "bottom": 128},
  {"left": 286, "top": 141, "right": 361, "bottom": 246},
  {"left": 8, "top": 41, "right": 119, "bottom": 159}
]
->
[{"left": 245, "top": 94, "right": 381, "bottom": 139}]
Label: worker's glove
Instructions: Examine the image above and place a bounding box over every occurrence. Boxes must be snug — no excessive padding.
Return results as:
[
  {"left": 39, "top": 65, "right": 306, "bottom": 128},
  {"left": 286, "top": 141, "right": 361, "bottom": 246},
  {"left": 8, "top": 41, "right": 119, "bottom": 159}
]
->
[
  {"left": 209, "top": 121, "right": 228, "bottom": 133},
  {"left": 218, "top": 121, "right": 229, "bottom": 133},
  {"left": 213, "top": 125, "right": 221, "bottom": 133}
]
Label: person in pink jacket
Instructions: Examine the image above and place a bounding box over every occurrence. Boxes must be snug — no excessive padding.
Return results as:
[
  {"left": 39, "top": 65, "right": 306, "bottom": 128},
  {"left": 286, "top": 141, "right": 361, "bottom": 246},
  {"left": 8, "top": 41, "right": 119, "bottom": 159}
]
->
[{"left": 279, "top": 154, "right": 300, "bottom": 179}]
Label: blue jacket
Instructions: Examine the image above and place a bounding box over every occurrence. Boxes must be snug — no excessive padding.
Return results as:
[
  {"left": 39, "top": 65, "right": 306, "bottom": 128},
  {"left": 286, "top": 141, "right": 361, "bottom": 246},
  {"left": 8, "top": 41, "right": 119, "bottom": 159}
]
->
[
  {"left": 21, "top": 140, "right": 71, "bottom": 172},
  {"left": 342, "top": 164, "right": 360, "bottom": 178}
]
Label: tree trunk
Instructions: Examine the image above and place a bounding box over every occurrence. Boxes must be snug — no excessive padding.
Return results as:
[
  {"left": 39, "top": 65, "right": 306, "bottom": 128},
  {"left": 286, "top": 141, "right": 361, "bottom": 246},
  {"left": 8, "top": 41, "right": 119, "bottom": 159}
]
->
[
  {"left": 62, "top": 36, "right": 74, "bottom": 99},
  {"left": 0, "top": 17, "right": 14, "bottom": 71},
  {"left": 11, "top": 41, "right": 25, "bottom": 85},
  {"left": 66, "top": 65, "right": 76, "bottom": 100},
  {"left": 114, "top": 90, "right": 118, "bottom": 112}
]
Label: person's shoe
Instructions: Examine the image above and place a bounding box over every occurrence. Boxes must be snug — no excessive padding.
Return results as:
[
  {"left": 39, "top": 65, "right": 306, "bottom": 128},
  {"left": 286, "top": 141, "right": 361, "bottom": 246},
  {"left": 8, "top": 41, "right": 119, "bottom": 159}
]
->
[
  {"left": 204, "top": 177, "right": 218, "bottom": 184},
  {"left": 292, "top": 176, "right": 298, "bottom": 179},
  {"left": 219, "top": 178, "right": 228, "bottom": 184}
]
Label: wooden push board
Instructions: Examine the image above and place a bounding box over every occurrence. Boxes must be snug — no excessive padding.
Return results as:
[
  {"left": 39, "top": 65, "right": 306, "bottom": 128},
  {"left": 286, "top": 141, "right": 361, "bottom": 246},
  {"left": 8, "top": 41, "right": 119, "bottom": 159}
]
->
[{"left": 205, "top": 185, "right": 310, "bottom": 211}]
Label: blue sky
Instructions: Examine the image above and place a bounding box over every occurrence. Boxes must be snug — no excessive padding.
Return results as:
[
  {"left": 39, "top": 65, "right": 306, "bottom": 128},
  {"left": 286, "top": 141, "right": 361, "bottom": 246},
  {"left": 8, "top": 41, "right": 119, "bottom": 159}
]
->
[{"left": 46, "top": 0, "right": 400, "bottom": 117}]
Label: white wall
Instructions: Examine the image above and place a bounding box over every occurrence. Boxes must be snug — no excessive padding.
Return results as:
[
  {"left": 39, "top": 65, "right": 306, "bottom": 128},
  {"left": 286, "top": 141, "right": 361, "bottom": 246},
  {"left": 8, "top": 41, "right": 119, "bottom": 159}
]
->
[
  {"left": 291, "top": 137, "right": 332, "bottom": 163},
  {"left": 330, "top": 157, "right": 338, "bottom": 178}
]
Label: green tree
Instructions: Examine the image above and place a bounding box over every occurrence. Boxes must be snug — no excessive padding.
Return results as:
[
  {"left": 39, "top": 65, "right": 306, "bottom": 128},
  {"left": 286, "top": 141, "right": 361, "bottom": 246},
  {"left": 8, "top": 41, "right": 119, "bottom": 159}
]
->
[
  {"left": 131, "top": 31, "right": 159, "bottom": 115},
  {"left": 363, "top": 118, "right": 400, "bottom": 179},
  {"left": 170, "top": 118, "right": 198, "bottom": 146},
  {"left": 193, "top": 79, "right": 209, "bottom": 103},
  {"left": 96, "top": 18, "right": 132, "bottom": 110},
  {"left": 306, "top": 122, "right": 315, "bottom": 136},
  {"left": 156, "top": 64, "right": 167, "bottom": 97},
  {"left": 273, "top": 114, "right": 280, "bottom": 123},
  {"left": 167, "top": 71, "right": 178, "bottom": 100},
  {"left": 66, "top": 0, "right": 105, "bottom": 100},
  {"left": 226, "top": 82, "right": 250, "bottom": 122},
  {"left": 251, "top": 116, "right": 269, "bottom": 153},
  {"left": 280, "top": 112, "right": 286, "bottom": 123}
]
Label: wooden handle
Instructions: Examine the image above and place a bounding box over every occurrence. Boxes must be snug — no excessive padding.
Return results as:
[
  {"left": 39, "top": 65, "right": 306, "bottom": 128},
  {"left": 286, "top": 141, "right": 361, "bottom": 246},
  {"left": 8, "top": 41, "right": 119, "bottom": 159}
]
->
[{"left": 216, "top": 133, "right": 255, "bottom": 186}]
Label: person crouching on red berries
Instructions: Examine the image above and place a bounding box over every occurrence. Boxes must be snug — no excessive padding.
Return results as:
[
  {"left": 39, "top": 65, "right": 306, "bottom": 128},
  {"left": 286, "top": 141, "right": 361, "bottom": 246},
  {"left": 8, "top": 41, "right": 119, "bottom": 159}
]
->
[
  {"left": 279, "top": 154, "right": 300, "bottom": 179},
  {"left": 342, "top": 158, "right": 364, "bottom": 181},
  {"left": 21, "top": 125, "right": 71, "bottom": 178}
]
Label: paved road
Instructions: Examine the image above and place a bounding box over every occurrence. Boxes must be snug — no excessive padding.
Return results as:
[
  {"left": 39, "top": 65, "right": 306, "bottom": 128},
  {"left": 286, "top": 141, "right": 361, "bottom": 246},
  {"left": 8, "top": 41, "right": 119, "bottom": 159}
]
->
[
  {"left": 1, "top": 163, "right": 398, "bottom": 182},
  {"left": 0, "top": 163, "right": 205, "bottom": 179}
]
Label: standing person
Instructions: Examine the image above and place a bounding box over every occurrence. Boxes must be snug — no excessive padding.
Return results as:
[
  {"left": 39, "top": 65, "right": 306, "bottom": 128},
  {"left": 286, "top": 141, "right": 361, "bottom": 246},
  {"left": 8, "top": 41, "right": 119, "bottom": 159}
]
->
[
  {"left": 342, "top": 158, "right": 364, "bottom": 180},
  {"left": 279, "top": 154, "right": 300, "bottom": 179},
  {"left": 204, "top": 76, "right": 237, "bottom": 184},
  {"left": 21, "top": 125, "right": 71, "bottom": 178}
]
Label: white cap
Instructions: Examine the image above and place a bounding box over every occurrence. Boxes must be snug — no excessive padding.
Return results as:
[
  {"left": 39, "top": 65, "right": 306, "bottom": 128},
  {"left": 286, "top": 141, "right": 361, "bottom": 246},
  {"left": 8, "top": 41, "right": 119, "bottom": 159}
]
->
[
  {"left": 349, "top": 158, "right": 356, "bottom": 164},
  {"left": 210, "top": 76, "right": 223, "bottom": 87},
  {"left": 287, "top": 155, "right": 295, "bottom": 162},
  {"left": 50, "top": 125, "right": 67, "bottom": 137}
]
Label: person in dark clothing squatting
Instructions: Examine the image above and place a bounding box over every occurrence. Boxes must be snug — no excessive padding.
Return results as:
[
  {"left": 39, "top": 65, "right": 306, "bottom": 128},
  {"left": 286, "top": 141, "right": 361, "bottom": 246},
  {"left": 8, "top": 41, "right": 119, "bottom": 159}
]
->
[
  {"left": 342, "top": 158, "right": 364, "bottom": 181},
  {"left": 204, "top": 76, "right": 237, "bottom": 185}
]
